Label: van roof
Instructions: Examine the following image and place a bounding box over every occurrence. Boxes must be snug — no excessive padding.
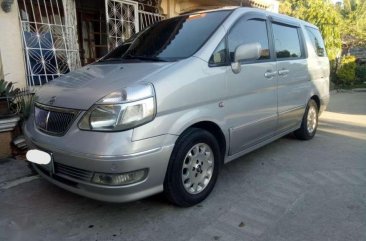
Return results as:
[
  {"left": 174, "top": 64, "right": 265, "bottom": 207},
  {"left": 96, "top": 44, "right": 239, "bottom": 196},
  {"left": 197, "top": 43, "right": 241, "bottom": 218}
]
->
[{"left": 182, "top": 7, "right": 319, "bottom": 30}]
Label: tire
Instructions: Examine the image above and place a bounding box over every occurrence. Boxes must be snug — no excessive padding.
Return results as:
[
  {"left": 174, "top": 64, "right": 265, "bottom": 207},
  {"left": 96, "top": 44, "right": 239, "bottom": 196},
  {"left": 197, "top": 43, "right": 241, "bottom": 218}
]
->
[
  {"left": 294, "top": 99, "right": 319, "bottom": 140},
  {"left": 164, "top": 128, "right": 221, "bottom": 207}
]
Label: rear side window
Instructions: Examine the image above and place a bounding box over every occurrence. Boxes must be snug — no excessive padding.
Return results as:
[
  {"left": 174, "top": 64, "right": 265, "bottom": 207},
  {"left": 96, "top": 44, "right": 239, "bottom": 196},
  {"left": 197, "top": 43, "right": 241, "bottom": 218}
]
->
[
  {"left": 272, "top": 23, "right": 302, "bottom": 59},
  {"left": 305, "top": 27, "right": 326, "bottom": 57},
  {"left": 228, "top": 19, "right": 270, "bottom": 62}
]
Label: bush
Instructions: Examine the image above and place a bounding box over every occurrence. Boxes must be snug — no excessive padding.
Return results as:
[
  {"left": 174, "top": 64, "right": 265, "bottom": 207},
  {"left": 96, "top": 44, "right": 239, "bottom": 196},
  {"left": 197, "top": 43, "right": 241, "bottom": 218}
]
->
[
  {"left": 337, "top": 56, "right": 357, "bottom": 86},
  {"left": 355, "top": 65, "right": 366, "bottom": 83}
]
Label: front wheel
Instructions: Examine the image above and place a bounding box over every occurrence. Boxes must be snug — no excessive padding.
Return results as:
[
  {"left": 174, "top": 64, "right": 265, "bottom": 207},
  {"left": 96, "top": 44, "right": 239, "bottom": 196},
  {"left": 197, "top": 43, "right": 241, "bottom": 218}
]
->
[
  {"left": 164, "top": 128, "right": 221, "bottom": 207},
  {"left": 294, "top": 99, "right": 319, "bottom": 140}
]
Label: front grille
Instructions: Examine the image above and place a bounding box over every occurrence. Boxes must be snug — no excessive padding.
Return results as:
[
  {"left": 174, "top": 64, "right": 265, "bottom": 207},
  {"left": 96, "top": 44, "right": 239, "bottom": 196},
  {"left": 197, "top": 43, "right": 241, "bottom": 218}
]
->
[
  {"left": 54, "top": 162, "right": 93, "bottom": 182},
  {"left": 34, "top": 103, "right": 78, "bottom": 135},
  {"left": 35, "top": 164, "right": 79, "bottom": 187}
]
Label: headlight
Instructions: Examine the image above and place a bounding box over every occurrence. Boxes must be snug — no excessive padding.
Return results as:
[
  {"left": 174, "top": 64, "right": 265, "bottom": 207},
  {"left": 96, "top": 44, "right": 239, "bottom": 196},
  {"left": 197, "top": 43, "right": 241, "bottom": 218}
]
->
[{"left": 79, "top": 84, "right": 156, "bottom": 131}]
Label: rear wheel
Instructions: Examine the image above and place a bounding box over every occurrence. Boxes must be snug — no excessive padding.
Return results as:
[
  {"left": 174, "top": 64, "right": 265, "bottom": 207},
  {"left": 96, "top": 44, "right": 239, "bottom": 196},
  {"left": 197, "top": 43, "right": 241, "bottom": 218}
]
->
[
  {"left": 294, "top": 99, "right": 319, "bottom": 140},
  {"left": 164, "top": 128, "right": 220, "bottom": 207}
]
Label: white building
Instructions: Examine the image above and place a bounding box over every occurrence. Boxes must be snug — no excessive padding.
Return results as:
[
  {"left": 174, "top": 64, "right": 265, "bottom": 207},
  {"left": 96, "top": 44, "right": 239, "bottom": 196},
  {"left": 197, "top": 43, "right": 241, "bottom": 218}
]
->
[{"left": 0, "top": 0, "right": 279, "bottom": 88}]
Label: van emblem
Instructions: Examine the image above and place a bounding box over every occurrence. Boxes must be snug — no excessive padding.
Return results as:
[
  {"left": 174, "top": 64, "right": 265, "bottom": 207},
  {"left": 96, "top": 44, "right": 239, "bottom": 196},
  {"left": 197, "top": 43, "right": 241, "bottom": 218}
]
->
[{"left": 48, "top": 96, "right": 56, "bottom": 105}]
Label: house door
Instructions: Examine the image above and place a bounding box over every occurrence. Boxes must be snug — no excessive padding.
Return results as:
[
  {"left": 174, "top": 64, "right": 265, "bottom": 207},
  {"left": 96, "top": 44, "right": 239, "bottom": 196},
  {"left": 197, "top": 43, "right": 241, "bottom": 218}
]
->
[{"left": 76, "top": 0, "right": 109, "bottom": 66}]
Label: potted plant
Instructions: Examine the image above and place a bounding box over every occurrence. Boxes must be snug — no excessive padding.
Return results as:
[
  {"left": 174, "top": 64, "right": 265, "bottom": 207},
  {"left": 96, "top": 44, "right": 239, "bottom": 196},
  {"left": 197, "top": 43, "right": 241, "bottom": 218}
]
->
[
  {"left": 0, "top": 79, "right": 21, "bottom": 158},
  {"left": 12, "top": 88, "right": 35, "bottom": 154},
  {"left": 0, "top": 79, "right": 19, "bottom": 116}
]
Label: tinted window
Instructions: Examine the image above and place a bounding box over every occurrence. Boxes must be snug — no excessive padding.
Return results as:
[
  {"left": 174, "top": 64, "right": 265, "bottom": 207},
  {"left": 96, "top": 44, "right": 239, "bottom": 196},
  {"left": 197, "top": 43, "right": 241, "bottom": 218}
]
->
[
  {"left": 101, "top": 11, "right": 231, "bottom": 62},
  {"left": 209, "top": 38, "right": 227, "bottom": 65},
  {"left": 228, "top": 19, "right": 270, "bottom": 62},
  {"left": 272, "top": 24, "right": 302, "bottom": 59},
  {"left": 305, "top": 27, "right": 326, "bottom": 57}
]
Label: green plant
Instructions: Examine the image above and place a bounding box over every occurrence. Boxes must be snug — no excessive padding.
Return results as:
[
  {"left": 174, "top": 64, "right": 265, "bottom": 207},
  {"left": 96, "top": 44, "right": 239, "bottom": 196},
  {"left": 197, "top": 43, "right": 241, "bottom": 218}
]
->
[
  {"left": 0, "top": 79, "right": 20, "bottom": 117},
  {"left": 0, "top": 79, "right": 20, "bottom": 97},
  {"left": 339, "top": 0, "right": 366, "bottom": 50},
  {"left": 14, "top": 88, "right": 35, "bottom": 121},
  {"left": 279, "top": 0, "right": 342, "bottom": 60},
  {"left": 355, "top": 65, "right": 366, "bottom": 82},
  {"left": 330, "top": 58, "right": 341, "bottom": 85},
  {"left": 337, "top": 55, "right": 357, "bottom": 85}
]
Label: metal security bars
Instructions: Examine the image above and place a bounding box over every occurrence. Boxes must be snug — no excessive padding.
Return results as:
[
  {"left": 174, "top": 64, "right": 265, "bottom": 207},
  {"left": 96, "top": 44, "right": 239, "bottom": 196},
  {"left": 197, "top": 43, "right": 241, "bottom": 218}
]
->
[
  {"left": 106, "top": 0, "right": 165, "bottom": 50},
  {"left": 139, "top": 10, "right": 165, "bottom": 31},
  {"left": 106, "top": 0, "right": 139, "bottom": 49},
  {"left": 18, "top": 0, "right": 164, "bottom": 85},
  {"left": 18, "top": 0, "right": 80, "bottom": 86},
  {"left": 137, "top": 0, "right": 165, "bottom": 31}
]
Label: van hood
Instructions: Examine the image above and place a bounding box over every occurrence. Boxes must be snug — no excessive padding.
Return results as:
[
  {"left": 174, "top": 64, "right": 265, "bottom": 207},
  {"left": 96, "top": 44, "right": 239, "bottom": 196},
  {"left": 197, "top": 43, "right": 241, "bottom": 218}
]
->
[{"left": 35, "top": 62, "right": 174, "bottom": 110}]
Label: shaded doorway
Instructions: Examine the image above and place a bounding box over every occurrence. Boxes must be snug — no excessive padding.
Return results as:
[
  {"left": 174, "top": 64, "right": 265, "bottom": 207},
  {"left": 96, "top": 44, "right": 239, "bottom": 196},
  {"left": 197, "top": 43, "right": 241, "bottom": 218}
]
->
[{"left": 76, "top": 0, "right": 108, "bottom": 66}]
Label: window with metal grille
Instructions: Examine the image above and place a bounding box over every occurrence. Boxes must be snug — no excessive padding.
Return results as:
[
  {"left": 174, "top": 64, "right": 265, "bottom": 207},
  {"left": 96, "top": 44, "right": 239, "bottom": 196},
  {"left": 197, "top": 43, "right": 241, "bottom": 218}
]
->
[
  {"left": 18, "top": 0, "right": 80, "bottom": 86},
  {"left": 106, "top": 0, "right": 165, "bottom": 50}
]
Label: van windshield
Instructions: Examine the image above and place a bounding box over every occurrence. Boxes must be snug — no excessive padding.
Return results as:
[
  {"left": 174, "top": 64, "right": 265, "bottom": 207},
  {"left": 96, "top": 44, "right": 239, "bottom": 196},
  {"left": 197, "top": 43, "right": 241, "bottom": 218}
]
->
[{"left": 100, "top": 11, "right": 231, "bottom": 62}]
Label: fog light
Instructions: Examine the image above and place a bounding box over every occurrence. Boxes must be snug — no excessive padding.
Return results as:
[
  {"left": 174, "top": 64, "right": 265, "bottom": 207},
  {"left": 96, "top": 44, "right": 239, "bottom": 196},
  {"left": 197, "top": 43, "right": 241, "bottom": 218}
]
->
[{"left": 92, "top": 169, "right": 148, "bottom": 186}]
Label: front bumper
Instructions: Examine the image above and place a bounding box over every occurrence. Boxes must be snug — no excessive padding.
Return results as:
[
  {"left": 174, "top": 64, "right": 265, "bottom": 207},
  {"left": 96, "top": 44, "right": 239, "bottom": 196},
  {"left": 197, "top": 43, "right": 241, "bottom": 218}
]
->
[
  {"left": 24, "top": 115, "right": 177, "bottom": 202},
  {"left": 30, "top": 144, "right": 174, "bottom": 202}
]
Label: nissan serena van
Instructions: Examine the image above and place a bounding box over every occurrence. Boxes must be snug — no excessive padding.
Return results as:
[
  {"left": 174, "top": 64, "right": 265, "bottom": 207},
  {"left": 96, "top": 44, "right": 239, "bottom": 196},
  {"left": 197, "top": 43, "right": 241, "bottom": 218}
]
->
[{"left": 25, "top": 7, "right": 330, "bottom": 207}]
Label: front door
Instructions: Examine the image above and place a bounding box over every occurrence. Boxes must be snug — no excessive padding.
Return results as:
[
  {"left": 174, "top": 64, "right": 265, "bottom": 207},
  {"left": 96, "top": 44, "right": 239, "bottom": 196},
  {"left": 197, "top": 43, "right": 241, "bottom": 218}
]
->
[
  {"left": 76, "top": 1, "right": 109, "bottom": 66},
  {"left": 226, "top": 14, "right": 278, "bottom": 155}
]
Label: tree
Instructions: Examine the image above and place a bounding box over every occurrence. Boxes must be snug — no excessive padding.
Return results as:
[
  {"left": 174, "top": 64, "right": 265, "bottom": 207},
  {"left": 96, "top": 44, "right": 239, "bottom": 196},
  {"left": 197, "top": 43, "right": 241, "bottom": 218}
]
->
[
  {"left": 279, "top": 0, "right": 342, "bottom": 60},
  {"left": 338, "top": 0, "right": 366, "bottom": 50}
]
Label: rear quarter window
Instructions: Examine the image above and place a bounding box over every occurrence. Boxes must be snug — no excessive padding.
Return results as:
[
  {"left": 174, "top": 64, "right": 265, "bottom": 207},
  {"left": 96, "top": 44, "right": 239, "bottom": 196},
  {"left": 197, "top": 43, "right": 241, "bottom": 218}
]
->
[{"left": 305, "top": 27, "right": 326, "bottom": 57}]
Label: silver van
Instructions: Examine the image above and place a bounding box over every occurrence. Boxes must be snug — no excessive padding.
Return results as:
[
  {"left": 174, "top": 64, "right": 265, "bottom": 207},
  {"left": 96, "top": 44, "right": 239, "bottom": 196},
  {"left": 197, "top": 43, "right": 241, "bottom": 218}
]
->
[{"left": 24, "top": 7, "right": 330, "bottom": 206}]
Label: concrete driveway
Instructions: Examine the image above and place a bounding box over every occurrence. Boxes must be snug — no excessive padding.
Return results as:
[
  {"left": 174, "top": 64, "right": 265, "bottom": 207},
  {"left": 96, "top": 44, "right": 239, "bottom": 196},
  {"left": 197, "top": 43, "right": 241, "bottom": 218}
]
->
[{"left": 1, "top": 91, "right": 366, "bottom": 241}]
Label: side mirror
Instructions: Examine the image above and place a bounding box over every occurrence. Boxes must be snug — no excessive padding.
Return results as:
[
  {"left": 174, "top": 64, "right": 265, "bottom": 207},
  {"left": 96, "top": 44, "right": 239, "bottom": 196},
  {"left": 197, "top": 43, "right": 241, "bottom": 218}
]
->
[{"left": 231, "top": 42, "right": 262, "bottom": 74}]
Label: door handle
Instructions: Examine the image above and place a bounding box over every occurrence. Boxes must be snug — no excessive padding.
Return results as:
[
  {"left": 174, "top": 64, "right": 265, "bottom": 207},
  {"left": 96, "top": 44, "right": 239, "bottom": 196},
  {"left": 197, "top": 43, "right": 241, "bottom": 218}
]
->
[
  {"left": 278, "top": 69, "right": 289, "bottom": 76},
  {"left": 264, "top": 71, "right": 277, "bottom": 78}
]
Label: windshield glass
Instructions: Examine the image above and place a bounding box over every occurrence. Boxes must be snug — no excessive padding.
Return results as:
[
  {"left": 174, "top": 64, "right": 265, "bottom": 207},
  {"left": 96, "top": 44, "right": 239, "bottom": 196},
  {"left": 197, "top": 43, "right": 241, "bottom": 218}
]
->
[{"left": 100, "top": 11, "right": 231, "bottom": 62}]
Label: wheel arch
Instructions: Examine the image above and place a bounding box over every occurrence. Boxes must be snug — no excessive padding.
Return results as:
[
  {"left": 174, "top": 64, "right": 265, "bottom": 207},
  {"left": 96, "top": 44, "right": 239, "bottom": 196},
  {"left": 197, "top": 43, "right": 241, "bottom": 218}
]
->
[
  {"left": 310, "top": 95, "right": 321, "bottom": 111},
  {"left": 183, "top": 121, "right": 227, "bottom": 165}
]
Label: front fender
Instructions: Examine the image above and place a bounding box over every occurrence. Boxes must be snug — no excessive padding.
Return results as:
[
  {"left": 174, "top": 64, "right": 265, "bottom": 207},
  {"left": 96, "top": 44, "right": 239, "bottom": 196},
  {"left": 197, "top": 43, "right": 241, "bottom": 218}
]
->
[{"left": 132, "top": 101, "right": 227, "bottom": 141}]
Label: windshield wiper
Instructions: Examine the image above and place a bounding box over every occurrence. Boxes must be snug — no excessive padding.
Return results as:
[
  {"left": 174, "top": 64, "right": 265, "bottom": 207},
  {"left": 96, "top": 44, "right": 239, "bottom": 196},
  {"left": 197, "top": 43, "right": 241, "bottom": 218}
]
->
[
  {"left": 126, "top": 55, "right": 168, "bottom": 62},
  {"left": 99, "top": 55, "right": 169, "bottom": 63},
  {"left": 98, "top": 57, "right": 124, "bottom": 62}
]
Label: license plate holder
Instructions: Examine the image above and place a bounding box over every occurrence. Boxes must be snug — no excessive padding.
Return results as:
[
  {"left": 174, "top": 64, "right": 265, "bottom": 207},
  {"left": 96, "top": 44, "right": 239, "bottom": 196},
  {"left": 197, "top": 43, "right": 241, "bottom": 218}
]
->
[
  {"left": 27, "top": 149, "right": 54, "bottom": 175},
  {"left": 42, "top": 156, "right": 54, "bottom": 174}
]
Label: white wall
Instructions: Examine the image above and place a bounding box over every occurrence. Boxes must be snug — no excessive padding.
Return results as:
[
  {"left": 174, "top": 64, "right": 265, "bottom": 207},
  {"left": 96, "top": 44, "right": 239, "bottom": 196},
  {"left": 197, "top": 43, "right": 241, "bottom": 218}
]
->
[
  {"left": 0, "top": 1, "right": 26, "bottom": 88},
  {"left": 161, "top": 0, "right": 179, "bottom": 17}
]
